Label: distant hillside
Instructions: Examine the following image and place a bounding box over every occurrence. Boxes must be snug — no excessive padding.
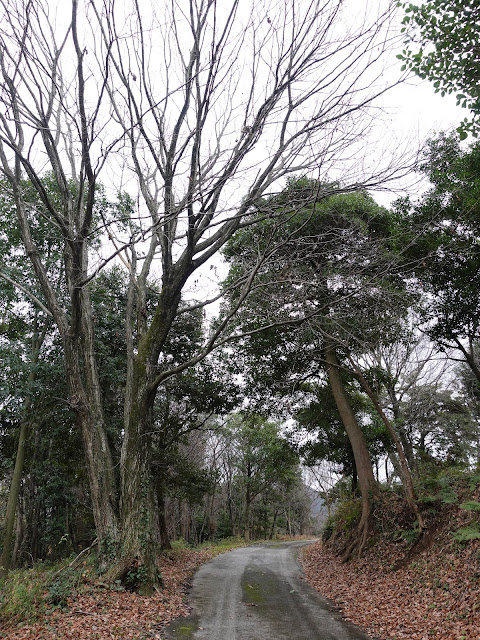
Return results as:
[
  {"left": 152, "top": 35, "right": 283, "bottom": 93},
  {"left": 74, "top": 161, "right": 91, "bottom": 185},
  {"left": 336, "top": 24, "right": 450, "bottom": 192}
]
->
[{"left": 306, "top": 485, "right": 329, "bottom": 530}]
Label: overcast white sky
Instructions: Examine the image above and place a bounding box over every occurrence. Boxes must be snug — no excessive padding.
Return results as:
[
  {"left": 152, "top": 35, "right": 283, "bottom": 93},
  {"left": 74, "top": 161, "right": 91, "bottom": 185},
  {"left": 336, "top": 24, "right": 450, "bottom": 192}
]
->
[
  {"left": 186, "top": 0, "right": 471, "bottom": 300},
  {"left": 367, "top": 0, "right": 467, "bottom": 206}
]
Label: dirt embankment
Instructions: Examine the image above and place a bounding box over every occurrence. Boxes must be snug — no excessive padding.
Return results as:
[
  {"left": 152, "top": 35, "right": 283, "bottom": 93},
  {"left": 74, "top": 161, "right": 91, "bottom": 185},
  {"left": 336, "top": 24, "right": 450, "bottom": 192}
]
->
[{"left": 301, "top": 499, "right": 480, "bottom": 640}]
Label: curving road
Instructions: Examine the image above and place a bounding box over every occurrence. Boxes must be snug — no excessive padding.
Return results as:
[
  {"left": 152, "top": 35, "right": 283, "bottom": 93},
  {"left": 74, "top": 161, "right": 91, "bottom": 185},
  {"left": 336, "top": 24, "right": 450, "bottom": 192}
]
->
[{"left": 162, "top": 540, "right": 372, "bottom": 640}]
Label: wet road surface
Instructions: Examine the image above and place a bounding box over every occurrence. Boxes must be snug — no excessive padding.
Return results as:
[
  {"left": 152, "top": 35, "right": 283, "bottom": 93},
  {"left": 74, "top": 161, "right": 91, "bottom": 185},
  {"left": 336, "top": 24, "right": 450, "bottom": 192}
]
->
[{"left": 162, "top": 540, "right": 373, "bottom": 640}]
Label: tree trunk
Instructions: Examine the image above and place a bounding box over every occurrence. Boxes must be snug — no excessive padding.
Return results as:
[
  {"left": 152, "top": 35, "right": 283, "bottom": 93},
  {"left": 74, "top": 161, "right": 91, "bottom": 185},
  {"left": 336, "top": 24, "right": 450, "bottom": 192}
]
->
[
  {"left": 286, "top": 507, "right": 292, "bottom": 536},
  {"left": 157, "top": 489, "right": 172, "bottom": 551},
  {"left": 387, "top": 385, "right": 415, "bottom": 469},
  {"left": 269, "top": 509, "right": 279, "bottom": 540},
  {"left": 105, "top": 383, "right": 159, "bottom": 594},
  {"left": 11, "top": 495, "right": 24, "bottom": 568},
  {"left": 0, "top": 315, "right": 46, "bottom": 578},
  {"left": 63, "top": 335, "right": 118, "bottom": 566},
  {"left": 104, "top": 274, "right": 187, "bottom": 592},
  {"left": 0, "top": 420, "right": 28, "bottom": 577},
  {"left": 454, "top": 336, "right": 480, "bottom": 383},
  {"left": 244, "top": 498, "right": 251, "bottom": 542},
  {"left": 324, "top": 343, "right": 377, "bottom": 559},
  {"left": 81, "top": 286, "right": 119, "bottom": 546},
  {"left": 351, "top": 362, "right": 424, "bottom": 533}
]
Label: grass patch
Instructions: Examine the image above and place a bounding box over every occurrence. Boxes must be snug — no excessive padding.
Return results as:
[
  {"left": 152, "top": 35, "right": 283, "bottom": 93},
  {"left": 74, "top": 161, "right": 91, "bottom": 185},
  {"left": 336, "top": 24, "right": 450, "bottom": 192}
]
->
[
  {"left": 0, "top": 566, "right": 46, "bottom": 623},
  {"left": 0, "top": 554, "right": 97, "bottom": 625}
]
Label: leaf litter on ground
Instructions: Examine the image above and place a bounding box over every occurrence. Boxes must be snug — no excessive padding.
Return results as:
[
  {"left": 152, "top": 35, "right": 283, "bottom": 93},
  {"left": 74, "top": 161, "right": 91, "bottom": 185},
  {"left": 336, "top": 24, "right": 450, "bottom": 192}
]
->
[
  {"left": 0, "top": 547, "right": 223, "bottom": 640},
  {"left": 301, "top": 536, "right": 480, "bottom": 640}
]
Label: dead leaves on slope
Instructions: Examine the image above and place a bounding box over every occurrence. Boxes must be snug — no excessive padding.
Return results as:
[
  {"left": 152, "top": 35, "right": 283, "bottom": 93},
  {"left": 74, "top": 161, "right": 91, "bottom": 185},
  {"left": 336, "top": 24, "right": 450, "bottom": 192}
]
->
[{"left": 302, "top": 539, "right": 480, "bottom": 640}]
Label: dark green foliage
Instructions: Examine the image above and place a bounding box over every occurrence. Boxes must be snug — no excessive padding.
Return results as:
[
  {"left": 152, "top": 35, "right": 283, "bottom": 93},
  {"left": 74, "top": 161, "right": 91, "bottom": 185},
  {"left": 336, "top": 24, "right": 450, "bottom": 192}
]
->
[
  {"left": 123, "top": 563, "right": 163, "bottom": 592},
  {"left": 227, "top": 413, "right": 299, "bottom": 497},
  {"left": 295, "top": 382, "right": 391, "bottom": 484},
  {"left": 417, "top": 474, "right": 459, "bottom": 506},
  {"left": 214, "top": 412, "right": 308, "bottom": 539},
  {"left": 394, "top": 133, "right": 480, "bottom": 384},
  {"left": 46, "top": 567, "right": 82, "bottom": 608},
  {"left": 400, "top": 386, "right": 478, "bottom": 467},
  {"left": 221, "top": 179, "right": 410, "bottom": 416},
  {"left": 399, "top": 0, "right": 480, "bottom": 137},
  {"left": 327, "top": 497, "right": 362, "bottom": 534},
  {"left": 165, "top": 455, "right": 217, "bottom": 506}
]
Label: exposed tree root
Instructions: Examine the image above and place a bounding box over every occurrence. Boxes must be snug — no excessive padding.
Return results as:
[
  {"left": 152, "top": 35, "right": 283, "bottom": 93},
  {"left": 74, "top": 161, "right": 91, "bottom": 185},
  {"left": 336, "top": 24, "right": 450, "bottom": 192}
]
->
[
  {"left": 102, "top": 555, "right": 163, "bottom": 596},
  {"left": 340, "top": 500, "right": 373, "bottom": 562}
]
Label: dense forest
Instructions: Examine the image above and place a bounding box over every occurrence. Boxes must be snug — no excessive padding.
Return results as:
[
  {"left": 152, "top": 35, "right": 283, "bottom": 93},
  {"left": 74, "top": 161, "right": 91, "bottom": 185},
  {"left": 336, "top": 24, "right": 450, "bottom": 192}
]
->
[{"left": 0, "top": 1, "right": 479, "bottom": 631}]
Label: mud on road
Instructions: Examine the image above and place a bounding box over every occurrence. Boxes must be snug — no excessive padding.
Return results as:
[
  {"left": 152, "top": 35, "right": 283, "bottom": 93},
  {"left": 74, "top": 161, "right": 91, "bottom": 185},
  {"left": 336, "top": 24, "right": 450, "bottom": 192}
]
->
[{"left": 162, "top": 540, "right": 373, "bottom": 640}]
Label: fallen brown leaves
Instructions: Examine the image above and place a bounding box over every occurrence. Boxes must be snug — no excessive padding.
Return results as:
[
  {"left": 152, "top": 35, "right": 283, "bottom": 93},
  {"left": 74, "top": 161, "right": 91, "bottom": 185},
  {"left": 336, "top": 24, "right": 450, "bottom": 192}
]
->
[
  {"left": 0, "top": 548, "right": 221, "bottom": 640},
  {"left": 301, "top": 536, "right": 480, "bottom": 640}
]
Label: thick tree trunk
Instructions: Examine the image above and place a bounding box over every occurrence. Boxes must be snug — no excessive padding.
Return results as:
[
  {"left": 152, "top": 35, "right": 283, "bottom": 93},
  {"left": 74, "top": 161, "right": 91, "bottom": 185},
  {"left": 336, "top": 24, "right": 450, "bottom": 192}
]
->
[
  {"left": 63, "top": 335, "right": 118, "bottom": 564},
  {"left": 104, "top": 365, "right": 160, "bottom": 594},
  {"left": 106, "top": 277, "right": 190, "bottom": 592},
  {"left": 352, "top": 363, "right": 424, "bottom": 532},
  {"left": 324, "top": 343, "right": 377, "bottom": 559},
  {"left": 8, "top": 158, "right": 118, "bottom": 571}
]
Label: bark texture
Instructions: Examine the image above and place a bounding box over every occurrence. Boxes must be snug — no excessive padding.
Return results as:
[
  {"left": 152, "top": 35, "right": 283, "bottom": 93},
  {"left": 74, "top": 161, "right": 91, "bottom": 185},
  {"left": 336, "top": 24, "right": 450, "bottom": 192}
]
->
[
  {"left": 324, "top": 343, "right": 377, "bottom": 559},
  {"left": 351, "top": 361, "right": 424, "bottom": 533},
  {"left": 0, "top": 316, "right": 47, "bottom": 577}
]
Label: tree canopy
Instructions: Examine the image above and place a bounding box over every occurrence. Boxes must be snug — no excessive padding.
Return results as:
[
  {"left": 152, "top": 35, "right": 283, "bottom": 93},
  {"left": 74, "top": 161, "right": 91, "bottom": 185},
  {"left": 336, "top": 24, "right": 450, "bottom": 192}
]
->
[
  {"left": 399, "top": 0, "right": 480, "bottom": 137},
  {"left": 1, "top": 0, "right": 480, "bottom": 605}
]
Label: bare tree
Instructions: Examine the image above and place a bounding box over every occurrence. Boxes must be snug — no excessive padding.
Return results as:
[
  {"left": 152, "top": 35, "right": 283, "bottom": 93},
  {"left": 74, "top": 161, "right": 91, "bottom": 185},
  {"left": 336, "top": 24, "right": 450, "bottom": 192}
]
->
[
  {"left": 369, "top": 329, "right": 453, "bottom": 467},
  {"left": 0, "top": 0, "right": 408, "bottom": 590}
]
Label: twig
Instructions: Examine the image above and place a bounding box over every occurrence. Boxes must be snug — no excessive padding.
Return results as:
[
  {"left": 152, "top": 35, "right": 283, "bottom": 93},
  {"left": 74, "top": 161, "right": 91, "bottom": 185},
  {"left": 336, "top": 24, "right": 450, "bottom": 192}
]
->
[
  {"left": 71, "top": 609, "right": 97, "bottom": 616},
  {"left": 53, "top": 538, "right": 98, "bottom": 578}
]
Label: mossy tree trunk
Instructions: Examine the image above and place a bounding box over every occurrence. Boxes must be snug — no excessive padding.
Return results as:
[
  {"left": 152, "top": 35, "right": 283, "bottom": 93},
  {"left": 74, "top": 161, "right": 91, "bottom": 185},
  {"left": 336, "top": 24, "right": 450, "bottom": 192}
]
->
[
  {"left": 0, "top": 417, "right": 29, "bottom": 579},
  {"left": 106, "top": 278, "right": 187, "bottom": 593},
  {"left": 349, "top": 359, "right": 424, "bottom": 533},
  {"left": 63, "top": 299, "right": 119, "bottom": 567}
]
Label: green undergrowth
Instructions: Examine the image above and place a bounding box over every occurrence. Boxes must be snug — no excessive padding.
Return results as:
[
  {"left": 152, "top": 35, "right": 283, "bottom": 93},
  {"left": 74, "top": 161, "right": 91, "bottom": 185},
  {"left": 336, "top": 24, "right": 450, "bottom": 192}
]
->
[
  {"left": 415, "top": 468, "right": 480, "bottom": 544},
  {"left": 0, "top": 553, "right": 98, "bottom": 625},
  {"left": 322, "top": 468, "right": 480, "bottom": 554},
  {"left": 0, "top": 536, "right": 274, "bottom": 627}
]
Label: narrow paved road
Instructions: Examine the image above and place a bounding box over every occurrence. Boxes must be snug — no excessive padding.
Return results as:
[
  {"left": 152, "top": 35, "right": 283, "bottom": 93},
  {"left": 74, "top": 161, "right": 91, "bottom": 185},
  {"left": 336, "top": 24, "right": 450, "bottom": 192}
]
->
[{"left": 163, "top": 540, "right": 372, "bottom": 640}]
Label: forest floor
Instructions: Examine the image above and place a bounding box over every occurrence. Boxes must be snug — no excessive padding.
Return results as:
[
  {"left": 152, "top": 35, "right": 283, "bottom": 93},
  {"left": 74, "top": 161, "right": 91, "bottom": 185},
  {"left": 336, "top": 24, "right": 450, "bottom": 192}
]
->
[
  {"left": 301, "top": 497, "right": 480, "bottom": 640},
  {"left": 0, "top": 544, "right": 243, "bottom": 640},
  {"left": 2, "top": 494, "right": 480, "bottom": 640}
]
